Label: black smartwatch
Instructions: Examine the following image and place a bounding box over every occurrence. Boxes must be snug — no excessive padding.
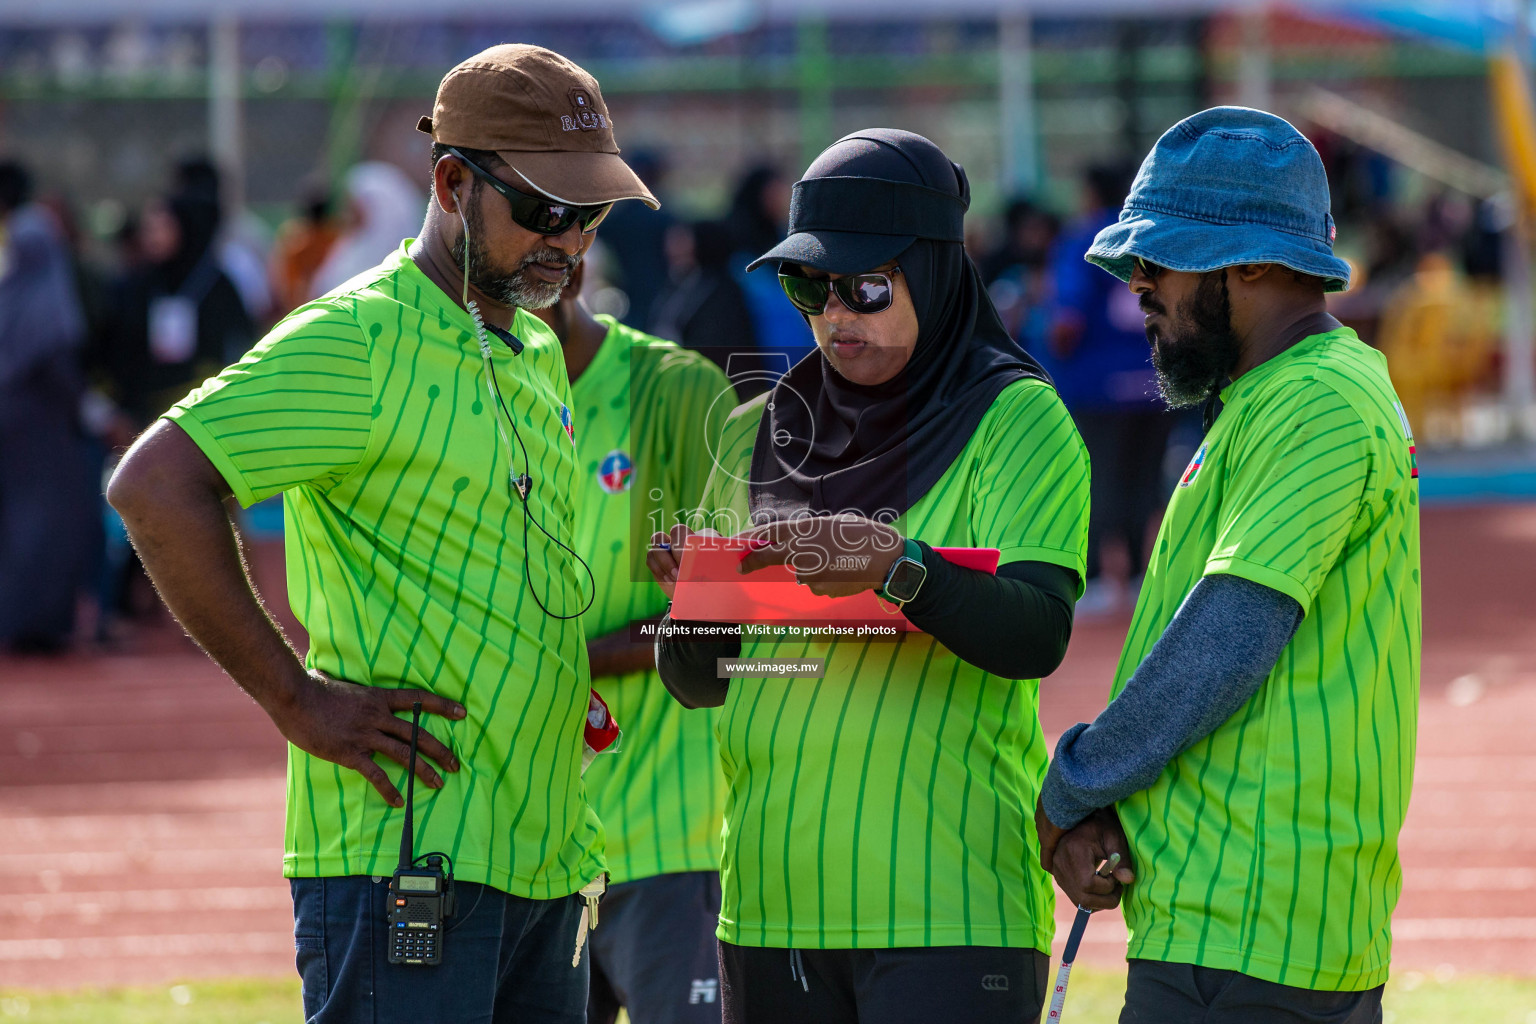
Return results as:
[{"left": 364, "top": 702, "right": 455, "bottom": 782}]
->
[{"left": 879, "top": 538, "right": 928, "bottom": 606}]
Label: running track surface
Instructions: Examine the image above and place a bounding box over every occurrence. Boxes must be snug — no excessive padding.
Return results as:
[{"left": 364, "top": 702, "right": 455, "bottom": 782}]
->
[{"left": 1, "top": 504, "right": 1532, "bottom": 988}]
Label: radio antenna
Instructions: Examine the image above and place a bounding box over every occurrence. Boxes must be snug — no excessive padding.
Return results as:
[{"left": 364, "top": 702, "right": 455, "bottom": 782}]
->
[{"left": 398, "top": 702, "right": 422, "bottom": 870}]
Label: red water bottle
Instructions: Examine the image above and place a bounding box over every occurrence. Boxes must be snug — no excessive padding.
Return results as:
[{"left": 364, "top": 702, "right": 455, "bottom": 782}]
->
[{"left": 582, "top": 689, "right": 621, "bottom": 771}]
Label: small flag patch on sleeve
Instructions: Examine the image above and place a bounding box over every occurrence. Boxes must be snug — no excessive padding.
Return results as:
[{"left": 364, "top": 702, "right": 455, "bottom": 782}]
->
[{"left": 1180, "top": 443, "right": 1208, "bottom": 487}]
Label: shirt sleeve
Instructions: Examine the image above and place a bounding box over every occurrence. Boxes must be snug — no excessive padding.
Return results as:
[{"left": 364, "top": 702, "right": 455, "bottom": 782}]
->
[
  {"left": 1203, "top": 378, "right": 1375, "bottom": 612},
  {"left": 1039, "top": 573, "right": 1302, "bottom": 828},
  {"left": 164, "top": 300, "right": 375, "bottom": 508},
  {"left": 966, "top": 381, "right": 1091, "bottom": 589},
  {"left": 693, "top": 397, "right": 764, "bottom": 537}
]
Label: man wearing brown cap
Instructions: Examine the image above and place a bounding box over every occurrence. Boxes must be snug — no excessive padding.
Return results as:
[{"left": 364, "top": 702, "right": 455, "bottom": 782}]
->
[{"left": 106, "top": 45, "right": 656, "bottom": 1022}]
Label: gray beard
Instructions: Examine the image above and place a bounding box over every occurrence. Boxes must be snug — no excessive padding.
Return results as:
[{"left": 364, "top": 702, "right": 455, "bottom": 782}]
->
[{"left": 452, "top": 229, "right": 577, "bottom": 311}]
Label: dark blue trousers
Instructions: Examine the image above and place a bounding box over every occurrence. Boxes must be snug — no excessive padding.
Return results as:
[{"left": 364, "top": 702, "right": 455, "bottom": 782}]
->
[
  {"left": 1120, "top": 960, "right": 1384, "bottom": 1024},
  {"left": 587, "top": 870, "right": 722, "bottom": 1024},
  {"left": 291, "top": 876, "right": 588, "bottom": 1024}
]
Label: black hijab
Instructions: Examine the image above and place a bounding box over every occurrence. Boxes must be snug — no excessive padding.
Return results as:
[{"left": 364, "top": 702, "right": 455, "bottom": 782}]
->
[
  {"left": 746, "top": 129, "right": 1050, "bottom": 523},
  {"left": 154, "top": 193, "right": 221, "bottom": 293}
]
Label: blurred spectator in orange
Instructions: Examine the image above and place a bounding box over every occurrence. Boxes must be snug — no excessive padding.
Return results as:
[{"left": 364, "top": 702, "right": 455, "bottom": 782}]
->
[
  {"left": 0, "top": 160, "right": 96, "bottom": 653},
  {"left": 308, "top": 162, "right": 423, "bottom": 298},
  {"left": 1377, "top": 251, "right": 1498, "bottom": 442},
  {"left": 1036, "top": 163, "right": 1171, "bottom": 617},
  {"left": 269, "top": 184, "right": 338, "bottom": 318},
  {"left": 100, "top": 193, "right": 253, "bottom": 428}
]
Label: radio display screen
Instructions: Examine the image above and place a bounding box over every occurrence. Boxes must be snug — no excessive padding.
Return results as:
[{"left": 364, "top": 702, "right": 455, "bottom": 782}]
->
[{"left": 397, "top": 875, "right": 437, "bottom": 892}]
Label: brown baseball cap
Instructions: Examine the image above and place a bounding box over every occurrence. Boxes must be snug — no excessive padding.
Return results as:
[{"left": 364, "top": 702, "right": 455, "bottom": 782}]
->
[{"left": 417, "top": 44, "right": 658, "bottom": 210}]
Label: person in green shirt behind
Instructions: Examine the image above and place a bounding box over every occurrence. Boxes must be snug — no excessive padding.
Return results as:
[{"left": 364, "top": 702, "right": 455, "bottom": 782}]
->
[
  {"left": 648, "top": 129, "right": 1091, "bottom": 1024},
  {"left": 532, "top": 257, "right": 732, "bottom": 1023},
  {"left": 106, "top": 45, "right": 660, "bottom": 1023},
  {"left": 1035, "top": 107, "right": 1420, "bottom": 1024}
]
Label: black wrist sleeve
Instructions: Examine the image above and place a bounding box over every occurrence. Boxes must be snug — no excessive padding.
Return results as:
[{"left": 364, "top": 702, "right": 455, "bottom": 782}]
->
[
  {"left": 655, "top": 612, "right": 741, "bottom": 709},
  {"left": 899, "top": 544, "right": 1078, "bottom": 679}
]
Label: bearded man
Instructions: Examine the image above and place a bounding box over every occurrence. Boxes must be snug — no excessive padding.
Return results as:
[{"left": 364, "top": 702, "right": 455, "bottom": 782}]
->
[
  {"left": 107, "top": 45, "right": 658, "bottom": 1023},
  {"left": 1034, "top": 107, "right": 1420, "bottom": 1024}
]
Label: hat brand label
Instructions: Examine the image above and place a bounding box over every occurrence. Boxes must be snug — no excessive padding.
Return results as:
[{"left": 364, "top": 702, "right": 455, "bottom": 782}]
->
[{"left": 562, "top": 88, "right": 608, "bottom": 132}]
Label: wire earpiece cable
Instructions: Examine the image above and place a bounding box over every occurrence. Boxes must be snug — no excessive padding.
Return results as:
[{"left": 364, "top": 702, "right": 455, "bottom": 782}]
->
[
  {"left": 458, "top": 200, "right": 595, "bottom": 620},
  {"left": 483, "top": 363, "right": 596, "bottom": 619}
]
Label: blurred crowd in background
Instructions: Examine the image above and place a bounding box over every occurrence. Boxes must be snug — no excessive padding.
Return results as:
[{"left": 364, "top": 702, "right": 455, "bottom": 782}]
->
[{"left": 0, "top": 108, "right": 1514, "bottom": 653}]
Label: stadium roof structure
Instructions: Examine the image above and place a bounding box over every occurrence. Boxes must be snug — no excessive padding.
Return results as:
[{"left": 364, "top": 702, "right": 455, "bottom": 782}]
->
[
  {"left": 9, "top": 0, "right": 1535, "bottom": 57},
  {"left": 0, "top": 0, "right": 1281, "bottom": 25}
]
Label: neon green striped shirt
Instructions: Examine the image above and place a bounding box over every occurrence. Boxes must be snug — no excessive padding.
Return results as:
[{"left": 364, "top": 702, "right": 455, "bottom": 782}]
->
[
  {"left": 167, "top": 244, "right": 604, "bottom": 899},
  {"left": 572, "top": 317, "right": 731, "bottom": 884},
  {"left": 1114, "top": 327, "right": 1421, "bottom": 990},
  {"left": 697, "top": 378, "right": 1089, "bottom": 950}
]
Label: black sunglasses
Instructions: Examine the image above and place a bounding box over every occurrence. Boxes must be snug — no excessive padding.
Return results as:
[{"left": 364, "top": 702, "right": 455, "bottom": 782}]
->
[
  {"left": 1133, "top": 256, "right": 1168, "bottom": 280},
  {"left": 446, "top": 146, "right": 612, "bottom": 237},
  {"left": 777, "top": 267, "right": 902, "bottom": 316}
]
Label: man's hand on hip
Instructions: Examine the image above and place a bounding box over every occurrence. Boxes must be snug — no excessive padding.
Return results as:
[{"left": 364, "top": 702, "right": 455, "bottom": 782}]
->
[
  {"left": 274, "top": 671, "right": 466, "bottom": 808},
  {"left": 107, "top": 420, "right": 466, "bottom": 810}
]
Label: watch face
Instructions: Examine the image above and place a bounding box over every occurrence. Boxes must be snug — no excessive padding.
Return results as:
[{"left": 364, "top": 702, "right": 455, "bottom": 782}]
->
[{"left": 886, "top": 558, "right": 925, "bottom": 603}]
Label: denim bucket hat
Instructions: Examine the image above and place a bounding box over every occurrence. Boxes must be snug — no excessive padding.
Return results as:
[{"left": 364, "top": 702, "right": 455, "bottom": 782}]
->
[{"left": 1086, "top": 106, "right": 1352, "bottom": 292}]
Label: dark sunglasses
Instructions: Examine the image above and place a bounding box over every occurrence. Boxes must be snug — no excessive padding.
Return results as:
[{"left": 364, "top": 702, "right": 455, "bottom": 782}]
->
[
  {"left": 1133, "top": 256, "right": 1168, "bottom": 280},
  {"left": 446, "top": 146, "right": 612, "bottom": 236},
  {"left": 777, "top": 267, "right": 902, "bottom": 316}
]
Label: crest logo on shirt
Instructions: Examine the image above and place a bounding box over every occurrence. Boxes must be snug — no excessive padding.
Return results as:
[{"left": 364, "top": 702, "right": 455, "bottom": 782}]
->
[
  {"left": 598, "top": 450, "right": 634, "bottom": 493},
  {"left": 1179, "top": 443, "right": 1208, "bottom": 487},
  {"left": 560, "top": 404, "right": 575, "bottom": 445}
]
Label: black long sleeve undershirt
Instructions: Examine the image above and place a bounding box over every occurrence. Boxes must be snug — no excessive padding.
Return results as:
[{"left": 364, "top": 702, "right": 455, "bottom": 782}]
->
[
  {"left": 654, "top": 616, "right": 738, "bottom": 709},
  {"left": 902, "top": 543, "right": 1077, "bottom": 679},
  {"left": 655, "top": 549, "right": 1079, "bottom": 710}
]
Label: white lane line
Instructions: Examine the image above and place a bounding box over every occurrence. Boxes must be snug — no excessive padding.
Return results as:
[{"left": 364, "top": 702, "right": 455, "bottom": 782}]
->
[
  {"left": 1391, "top": 918, "right": 1536, "bottom": 940},
  {"left": 1055, "top": 917, "right": 1536, "bottom": 945},
  {"left": 1398, "top": 827, "right": 1536, "bottom": 851},
  {"left": 0, "top": 932, "right": 293, "bottom": 961},
  {"left": 0, "top": 886, "right": 290, "bottom": 919},
  {"left": 1402, "top": 867, "right": 1536, "bottom": 891},
  {"left": 0, "top": 848, "right": 281, "bottom": 876},
  {"left": 1411, "top": 756, "right": 1536, "bottom": 784},
  {"left": 0, "top": 810, "right": 282, "bottom": 830}
]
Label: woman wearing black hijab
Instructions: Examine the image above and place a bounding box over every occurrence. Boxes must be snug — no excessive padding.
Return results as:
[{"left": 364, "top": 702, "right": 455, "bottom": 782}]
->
[
  {"left": 650, "top": 130, "right": 1093, "bottom": 1024},
  {"left": 103, "top": 192, "right": 253, "bottom": 427}
]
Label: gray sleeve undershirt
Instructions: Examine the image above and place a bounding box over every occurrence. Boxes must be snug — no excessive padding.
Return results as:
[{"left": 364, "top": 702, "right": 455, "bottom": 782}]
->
[{"left": 1039, "top": 573, "right": 1304, "bottom": 830}]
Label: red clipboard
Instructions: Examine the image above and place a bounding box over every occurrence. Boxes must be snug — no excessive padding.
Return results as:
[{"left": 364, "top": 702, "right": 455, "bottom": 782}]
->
[{"left": 670, "top": 533, "right": 1000, "bottom": 632}]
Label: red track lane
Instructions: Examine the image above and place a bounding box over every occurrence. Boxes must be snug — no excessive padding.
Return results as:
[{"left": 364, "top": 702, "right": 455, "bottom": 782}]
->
[{"left": 1, "top": 504, "right": 1532, "bottom": 988}]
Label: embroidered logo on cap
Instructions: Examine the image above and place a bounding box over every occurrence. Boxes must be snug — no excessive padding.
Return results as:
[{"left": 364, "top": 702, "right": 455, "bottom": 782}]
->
[{"left": 561, "top": 88, "right": 608, "bottom": 133}]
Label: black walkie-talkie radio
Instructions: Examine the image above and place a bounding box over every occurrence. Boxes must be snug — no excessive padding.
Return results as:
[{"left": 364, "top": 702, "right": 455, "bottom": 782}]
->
[{"left": 386, "top": 702, "right": 456, "bottom": 966}]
